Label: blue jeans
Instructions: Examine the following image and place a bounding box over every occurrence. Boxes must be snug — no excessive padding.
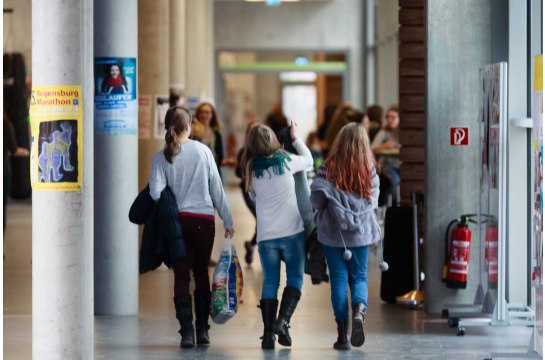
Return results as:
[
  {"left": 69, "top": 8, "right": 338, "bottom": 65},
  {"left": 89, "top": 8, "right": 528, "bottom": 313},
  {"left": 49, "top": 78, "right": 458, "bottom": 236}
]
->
[
  {"left": 258, "top": 232, "right": 305, "bottom": 299},
  {"left": 322, "top": 244, "right": 369, "bottom": 320}
]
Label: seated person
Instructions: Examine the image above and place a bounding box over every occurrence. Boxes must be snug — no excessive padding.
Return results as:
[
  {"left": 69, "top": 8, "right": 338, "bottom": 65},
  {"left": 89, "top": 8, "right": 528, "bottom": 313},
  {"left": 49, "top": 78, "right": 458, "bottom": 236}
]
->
[{"left": 371, "top": 105, "right": 401, "bottom": 204}]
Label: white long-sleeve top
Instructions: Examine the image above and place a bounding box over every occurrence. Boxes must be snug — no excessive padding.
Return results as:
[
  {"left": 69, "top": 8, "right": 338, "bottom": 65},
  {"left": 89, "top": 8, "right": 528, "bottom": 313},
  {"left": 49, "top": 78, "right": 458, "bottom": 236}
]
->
[
  {"left": 149, "top": 141, "right": 233, "bottom": 229},
  {"left": 249, "top": 137, "right": 313, "bottom": 242}
]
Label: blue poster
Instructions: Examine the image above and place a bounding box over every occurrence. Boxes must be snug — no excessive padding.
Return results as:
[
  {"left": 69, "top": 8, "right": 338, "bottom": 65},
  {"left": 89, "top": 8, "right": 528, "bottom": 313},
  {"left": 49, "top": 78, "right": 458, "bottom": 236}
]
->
[{"left": 94, "top": 57, "right": 137, "bottom": 135}]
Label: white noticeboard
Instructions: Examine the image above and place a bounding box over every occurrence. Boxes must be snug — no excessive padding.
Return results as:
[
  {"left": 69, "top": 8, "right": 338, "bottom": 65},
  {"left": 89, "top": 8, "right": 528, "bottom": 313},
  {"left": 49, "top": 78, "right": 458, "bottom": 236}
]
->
[
  {"left": 154, "top": 95, "right": 170, "bottom": 140},
  {"left": 138, "top": 95, "right": 152, "bottom": 139}
]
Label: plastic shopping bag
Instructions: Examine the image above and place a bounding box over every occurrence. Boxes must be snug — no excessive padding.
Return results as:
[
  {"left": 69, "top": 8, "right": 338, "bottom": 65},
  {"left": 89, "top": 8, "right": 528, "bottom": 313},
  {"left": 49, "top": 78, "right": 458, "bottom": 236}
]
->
[{"left": 210, "top": 236, "right": 243, "bottom": 324}]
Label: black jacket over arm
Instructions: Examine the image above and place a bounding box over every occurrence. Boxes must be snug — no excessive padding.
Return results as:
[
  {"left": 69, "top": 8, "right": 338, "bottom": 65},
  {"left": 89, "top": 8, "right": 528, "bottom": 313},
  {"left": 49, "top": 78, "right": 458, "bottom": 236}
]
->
[{"left": 129, "top": 185, "right": 186, "bottom": 274}]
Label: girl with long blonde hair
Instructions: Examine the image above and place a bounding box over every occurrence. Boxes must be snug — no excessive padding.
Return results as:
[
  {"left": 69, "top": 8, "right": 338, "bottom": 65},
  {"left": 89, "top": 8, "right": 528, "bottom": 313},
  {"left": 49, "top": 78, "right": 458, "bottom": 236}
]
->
[{"left": 240, "top": 122, "right": 313, "bottom": 350}]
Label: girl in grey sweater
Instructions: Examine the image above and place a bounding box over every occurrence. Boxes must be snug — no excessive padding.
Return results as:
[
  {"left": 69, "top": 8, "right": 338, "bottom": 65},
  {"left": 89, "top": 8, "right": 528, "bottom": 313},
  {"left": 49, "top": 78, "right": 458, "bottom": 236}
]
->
[
  {"left": 310, "top": 122, "right": 380, "bottom": 350},
  {"left": 150, "top": 107, "right": 234, "bottom": 348}
]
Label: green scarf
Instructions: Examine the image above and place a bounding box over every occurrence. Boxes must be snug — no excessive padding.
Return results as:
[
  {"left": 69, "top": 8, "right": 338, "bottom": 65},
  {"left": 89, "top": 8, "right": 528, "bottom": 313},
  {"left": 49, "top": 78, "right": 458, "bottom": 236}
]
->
[{"left": 252, "top": 151, "right": 292, "bottom": 179}]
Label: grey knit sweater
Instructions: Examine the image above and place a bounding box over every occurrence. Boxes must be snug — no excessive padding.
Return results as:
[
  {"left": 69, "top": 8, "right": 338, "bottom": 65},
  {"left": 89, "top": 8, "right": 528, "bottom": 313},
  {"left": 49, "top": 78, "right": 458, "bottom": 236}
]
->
[{"left": 309, "top": 165, "right": 381, "bottom": 248}]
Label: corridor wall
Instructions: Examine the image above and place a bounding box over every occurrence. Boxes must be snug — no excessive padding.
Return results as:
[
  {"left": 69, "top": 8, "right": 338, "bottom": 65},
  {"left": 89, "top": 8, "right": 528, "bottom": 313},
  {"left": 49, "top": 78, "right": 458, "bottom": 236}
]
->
[
  {"left": 424, "top": 0, "right": 491, "bottom": 314},
  {"left": 214, "top": 0, "right": 365, "bottom": 110}
]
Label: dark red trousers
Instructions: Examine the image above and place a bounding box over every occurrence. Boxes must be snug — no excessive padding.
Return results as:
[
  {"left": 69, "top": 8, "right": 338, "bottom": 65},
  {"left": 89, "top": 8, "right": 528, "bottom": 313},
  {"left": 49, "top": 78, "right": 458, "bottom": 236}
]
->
[{"left": 172, "top": 214, "right": 215, "bottom": 296}]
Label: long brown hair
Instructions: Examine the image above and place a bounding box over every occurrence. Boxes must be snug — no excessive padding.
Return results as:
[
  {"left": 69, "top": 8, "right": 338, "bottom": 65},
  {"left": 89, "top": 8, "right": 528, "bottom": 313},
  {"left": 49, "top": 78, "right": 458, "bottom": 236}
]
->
[
  {"left": 240, "top": 125, "right": 287, "bottom": 192},
  {"left": 164, "top": 106, "right": 192, "bottom": 164},
  {"left": 195, "top": 102, "right": 222, "bottom": 131},
  {"left": 325, "top": 103, "right": 353, "bottom": 147},
  {"left": 325, "top": 122, "right": 378, "bottom": 199}
]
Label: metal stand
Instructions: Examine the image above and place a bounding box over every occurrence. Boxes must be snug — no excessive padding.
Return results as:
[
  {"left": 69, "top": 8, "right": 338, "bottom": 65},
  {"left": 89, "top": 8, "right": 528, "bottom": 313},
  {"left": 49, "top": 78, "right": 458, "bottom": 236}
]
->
[
  {"left": 456, "top": 300, "right": 534, "bottom": 337},
  {"left": 485, "top": 330, "right": 541, "bottom": 359}
]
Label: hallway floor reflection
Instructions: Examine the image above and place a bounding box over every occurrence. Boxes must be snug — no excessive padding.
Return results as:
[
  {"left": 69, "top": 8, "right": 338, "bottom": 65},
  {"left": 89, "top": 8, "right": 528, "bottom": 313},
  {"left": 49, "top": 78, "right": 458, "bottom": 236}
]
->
[{"left": 3, "top": 188, "right": 533, "bottom": 359}]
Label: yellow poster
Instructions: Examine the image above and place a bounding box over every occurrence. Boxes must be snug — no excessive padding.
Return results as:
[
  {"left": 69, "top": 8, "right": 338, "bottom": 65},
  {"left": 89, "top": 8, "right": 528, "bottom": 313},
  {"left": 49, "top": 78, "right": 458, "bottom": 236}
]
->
[{"left": 29, "top": 85, "right": 83, "bottom": 191}]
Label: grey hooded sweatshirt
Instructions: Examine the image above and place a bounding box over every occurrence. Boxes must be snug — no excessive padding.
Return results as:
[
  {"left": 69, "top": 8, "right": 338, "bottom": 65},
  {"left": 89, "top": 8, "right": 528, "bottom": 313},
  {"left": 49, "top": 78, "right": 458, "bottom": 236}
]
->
[{"left": 309, "top": 164, "right": 381, "bottom": 248}]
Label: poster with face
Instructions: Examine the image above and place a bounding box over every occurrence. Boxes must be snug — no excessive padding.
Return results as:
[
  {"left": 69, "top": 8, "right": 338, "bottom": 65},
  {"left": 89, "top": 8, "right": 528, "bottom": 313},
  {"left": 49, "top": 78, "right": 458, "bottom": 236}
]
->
[{"left": 94, "top": 57, "right": 137, "bottom": 135}]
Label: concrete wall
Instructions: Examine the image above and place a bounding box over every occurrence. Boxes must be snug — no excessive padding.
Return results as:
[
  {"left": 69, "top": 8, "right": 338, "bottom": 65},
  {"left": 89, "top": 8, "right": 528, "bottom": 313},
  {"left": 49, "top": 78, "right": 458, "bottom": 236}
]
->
[
  {"left": 214, "top": 0, "right": 364, "bottom": 109},
  {"left": 375, "top": 0, "right": 399, "bottom": 110},
  {"left": 3, "top": 0, "right": 32, "bottom": 74},
  {"left": 425, "top": 0, "right": 491, "bottom": 314}
]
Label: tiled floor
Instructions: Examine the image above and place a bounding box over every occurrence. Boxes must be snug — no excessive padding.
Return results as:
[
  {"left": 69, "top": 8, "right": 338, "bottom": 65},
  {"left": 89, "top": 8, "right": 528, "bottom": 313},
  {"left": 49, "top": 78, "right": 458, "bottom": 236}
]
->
[{"left": 3, "top": 187, "right": 534, "bottom": 359}]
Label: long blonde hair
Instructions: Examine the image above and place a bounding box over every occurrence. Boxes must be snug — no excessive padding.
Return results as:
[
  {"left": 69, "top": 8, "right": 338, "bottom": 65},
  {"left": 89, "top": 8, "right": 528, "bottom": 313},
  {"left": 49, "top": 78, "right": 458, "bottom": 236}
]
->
[
  {"left": 164, "top": 106, "right": 192, "bottom": 164},
  {"left": 240, "top": 125, "right": 288, "bottom": 192}
]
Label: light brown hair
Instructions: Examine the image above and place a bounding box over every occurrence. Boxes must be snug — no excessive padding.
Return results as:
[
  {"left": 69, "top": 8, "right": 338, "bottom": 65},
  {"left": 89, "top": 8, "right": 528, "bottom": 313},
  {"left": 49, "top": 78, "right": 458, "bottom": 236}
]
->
[
  {"left": 195, "top": 102, "right": 223, "bottom": 131},
  {"left": 244, "top": 120, "right": 261, "bottom": 145},
  {"left": 325, "top": 103, "right": 353, "bottom": 147},
  {"left": 240, "top": 125, "right": 288, "bottom": 192},
  {"left": 325, "top": 122, "right": 378, "bottom": 199},
  {"left": 164, "top": 106, "right": 193, "bottom": 164}
]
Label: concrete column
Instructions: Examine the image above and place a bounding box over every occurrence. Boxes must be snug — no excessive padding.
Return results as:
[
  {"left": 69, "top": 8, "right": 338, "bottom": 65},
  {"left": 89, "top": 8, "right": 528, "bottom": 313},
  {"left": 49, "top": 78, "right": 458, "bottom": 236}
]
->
[
  {"left": 186, "top": 0, "right": 214, "bottom": 101},
  {"left": 170, "top": 0, "right": 186, "bottom": 90},
  {"left": 138, "top": 0, "right": 169, "bottom": 190},
  {"left": 31, "top": 0, "right": 94, "bottom": 358},
  {"left": 94, "top": 0, "right": 139, "bottom": 315},
  {"left": 424, "top": 0, "right": 491, "bottom": 314}
]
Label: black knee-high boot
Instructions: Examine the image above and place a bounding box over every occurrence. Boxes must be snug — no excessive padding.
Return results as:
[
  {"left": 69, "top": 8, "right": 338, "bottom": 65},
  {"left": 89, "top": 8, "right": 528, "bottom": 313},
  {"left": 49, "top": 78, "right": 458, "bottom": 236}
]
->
[
  {"left": 259, "top": 299, "right": 278, "bottom": 349},
  {"left": 273, "top": 286, "right": 301, "bottom": 346},
  {"left": 194, "top": 290, "right": 211, "bottom": 345},
  {"left": 174, "top": 296, "right": 195, "bottom": 348}
]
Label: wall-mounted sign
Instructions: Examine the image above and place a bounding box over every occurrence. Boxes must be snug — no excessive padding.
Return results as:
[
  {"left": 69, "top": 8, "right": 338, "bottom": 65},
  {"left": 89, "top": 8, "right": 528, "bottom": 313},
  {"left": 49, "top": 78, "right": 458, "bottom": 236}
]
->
[
  {"left": 94, "top": 57, "right": 137, "bottom": 135},
  {"left": 450, "top": 127, "right": 469, "bottom": 146},
  {"left": 29, "top": 85, "right": 83, "bottom": 191}
]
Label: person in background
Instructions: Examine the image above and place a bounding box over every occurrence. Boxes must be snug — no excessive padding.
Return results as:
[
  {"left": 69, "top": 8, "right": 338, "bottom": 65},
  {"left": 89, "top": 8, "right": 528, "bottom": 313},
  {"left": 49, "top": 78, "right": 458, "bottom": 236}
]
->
[
  {"left": 193, "top": 102, "right": 224, "bottom": 180},
  {"left": 310, "top": 122, "right": 380, "bottom": 350},
  {"left": 324, "top": 104, "right": 368, "bottom": 156},
  {"left": 317, "top": 103, "right": 340, "bottom": 147},
  {"left": 361, "top": 114, "right": 371, "bottom": 135},
  {"left": 150, "top": 107, "right": 234, "bottom": 348},
  {"left": 236, "top": 120, "right": 261, "bottom": 264},
  {"left": 241, "top": 122, "right": 313, "bottom": 350},
  {"left": 366, "top": 105, "right": 384, "bottom": 141},
  {"left": 3, "top": 112, "right": 29, "bottom": 234},
  {"left": 324, "top": 103, "right": 353, "bottom": 150},
  {"left": 265, "top": 101, "right": 288, "bottom": 135},
  {"left": 371, "top": 105, "right": 401, "bottom": 204},
  {"left": 306, "top": 131, "right": 322, "bottom": 170}
]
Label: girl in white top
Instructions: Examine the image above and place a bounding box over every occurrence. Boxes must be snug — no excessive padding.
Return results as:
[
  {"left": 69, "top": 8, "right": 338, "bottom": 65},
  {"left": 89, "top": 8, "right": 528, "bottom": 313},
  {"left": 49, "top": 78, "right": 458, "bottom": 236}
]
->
[{"left": 240, "top": 123, "right": 313, "bottom": 350}]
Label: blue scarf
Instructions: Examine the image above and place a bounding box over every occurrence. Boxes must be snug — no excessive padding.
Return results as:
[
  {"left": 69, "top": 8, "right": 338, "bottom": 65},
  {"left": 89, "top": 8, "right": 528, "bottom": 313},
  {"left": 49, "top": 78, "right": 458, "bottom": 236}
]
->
[{"left": 252, "top": 151, "right": 292, "bottom": 179}]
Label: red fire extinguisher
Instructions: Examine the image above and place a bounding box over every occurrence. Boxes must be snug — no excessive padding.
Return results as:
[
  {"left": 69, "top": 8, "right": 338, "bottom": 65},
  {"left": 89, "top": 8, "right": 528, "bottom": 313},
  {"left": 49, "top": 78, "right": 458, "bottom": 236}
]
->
[{"left": 443, "top": 215, "right": 476, "bottom": 289}]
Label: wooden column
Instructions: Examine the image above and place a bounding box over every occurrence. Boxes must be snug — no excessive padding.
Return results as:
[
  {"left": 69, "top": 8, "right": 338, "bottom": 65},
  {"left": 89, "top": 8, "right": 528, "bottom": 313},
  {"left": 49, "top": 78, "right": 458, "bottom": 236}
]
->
[
  {"left": 398, "top": 0, "right": 425, "bottom": 204},
  {"left": 398, "top": 0, "right": 426, "bottom": 286}
]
